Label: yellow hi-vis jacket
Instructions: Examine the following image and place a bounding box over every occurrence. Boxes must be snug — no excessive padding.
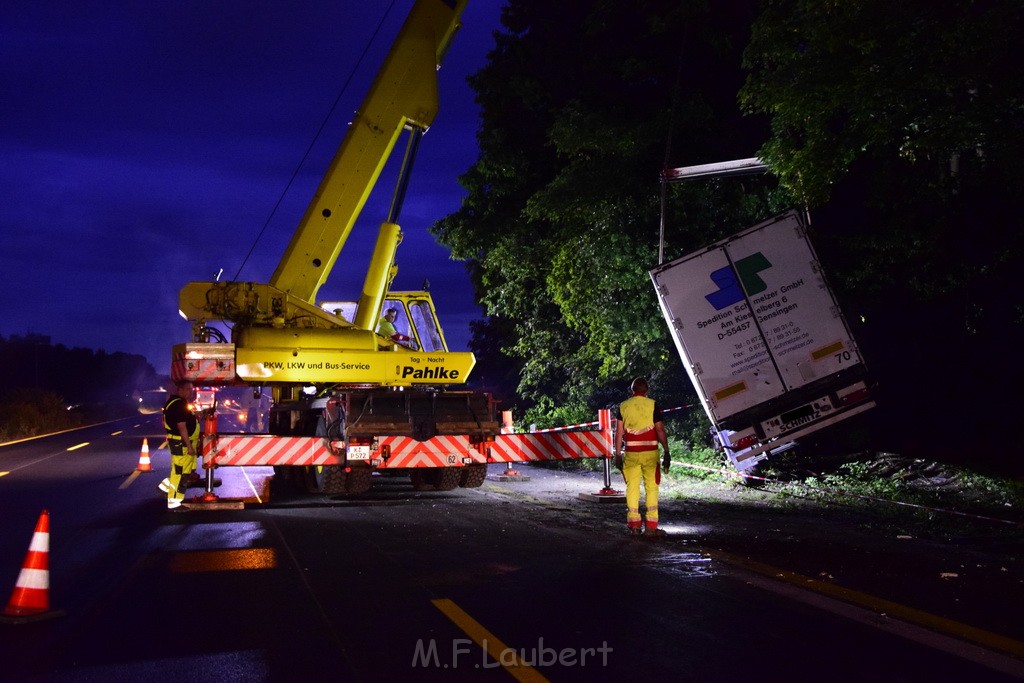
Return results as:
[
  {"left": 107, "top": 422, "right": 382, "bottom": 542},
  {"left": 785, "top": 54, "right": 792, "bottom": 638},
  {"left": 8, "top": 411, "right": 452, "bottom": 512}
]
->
[
  {"left": 162, "top": 396, "right": 199, "bottom": 444},
  {"left": 620, "top": 395, "right": 659, "bottom": 453}
]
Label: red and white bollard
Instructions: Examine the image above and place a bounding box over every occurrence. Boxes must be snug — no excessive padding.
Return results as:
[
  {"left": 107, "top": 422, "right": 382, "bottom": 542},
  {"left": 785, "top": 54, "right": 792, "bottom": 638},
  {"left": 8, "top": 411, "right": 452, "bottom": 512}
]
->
[{"left": 580, "top": 410, "right": 623, "bottom": 501}]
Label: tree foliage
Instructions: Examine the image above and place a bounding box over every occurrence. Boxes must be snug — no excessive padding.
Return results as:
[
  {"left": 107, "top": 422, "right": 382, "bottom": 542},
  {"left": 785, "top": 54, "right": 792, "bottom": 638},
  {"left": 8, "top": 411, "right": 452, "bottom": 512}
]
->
[
  {"left": 740, "top": 0, "right": 1024, "bottom": 209},
  {"left": 735, "top": 0, "right": 1024, "bottom": 461},
  {"left": 434, "top": 0, "right": 781, "bottom": 424},
  {"left": 0, "top": 335, "right": 162, "bottom": 440},
  {"left": 0, "top": 334, "right": 162, "bottom": 411},
  {"left": 0, "top": 388, "right": 81, "bottom": 442},
  {"left": 437, "top": 0, "right": 1022, "bottom": 464},
  {"left": 739, "top": 0, "right": 1024, "bottom": 313}
]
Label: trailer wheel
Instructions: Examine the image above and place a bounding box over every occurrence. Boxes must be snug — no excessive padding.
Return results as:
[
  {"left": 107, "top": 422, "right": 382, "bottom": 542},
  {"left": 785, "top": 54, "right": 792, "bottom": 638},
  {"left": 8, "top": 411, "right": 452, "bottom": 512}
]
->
[{"left": 458, "top": 464, "right": 487, "bottom": 488}]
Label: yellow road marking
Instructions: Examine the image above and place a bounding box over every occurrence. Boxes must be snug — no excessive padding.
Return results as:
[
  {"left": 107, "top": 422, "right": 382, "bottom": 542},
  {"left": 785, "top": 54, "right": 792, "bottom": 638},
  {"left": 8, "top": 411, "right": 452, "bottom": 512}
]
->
[
  {"left": 119, "top": 470, "right": 142, "bottom": 490},
  {"left": 239, "top": 467, "right": 265, "bottom": 503},
  {"left": 169, "top": 548, "right": 278, "bottom": 573},
  {"left": 432, "top": 598, "right": 549, "bottom": 683},
  {"left": 66, "top": 442, "right": 89, "bottom": 451},
  {"left": 111, "top": 430, "right": 123, "bottom": 436},
  {"left": 0, "top": 472, "right": 8, "bottom": 477},
  {"left": 470, "top": 477, "right": 1023, "bottom": 671},
  {"left": 704, "top": 548, "right": 1024, "bottom": 660}
]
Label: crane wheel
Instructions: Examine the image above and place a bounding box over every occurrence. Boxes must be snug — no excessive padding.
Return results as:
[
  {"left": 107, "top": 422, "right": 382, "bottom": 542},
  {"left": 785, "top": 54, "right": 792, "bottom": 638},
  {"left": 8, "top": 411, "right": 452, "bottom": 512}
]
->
[
  {"left": 432, "top": 467, "right": 461, "bottom": 491},
  {"left": 409, "top": 470, "right": 431, "bottom": 491},
  {"left": 303, "top": 465, "right": 347, "bottom": 494},
  {"left": 408, "top": 467, "right": 460, "bottom": 491},
  {"left": 458, "top": 464, "right": 487, "bottom": 488},
  {"left": 344, "top": 467, "right": 372, "bottom": 495},
  {"left": 272, "top": 466, "right": 303, "bottom": 493}
]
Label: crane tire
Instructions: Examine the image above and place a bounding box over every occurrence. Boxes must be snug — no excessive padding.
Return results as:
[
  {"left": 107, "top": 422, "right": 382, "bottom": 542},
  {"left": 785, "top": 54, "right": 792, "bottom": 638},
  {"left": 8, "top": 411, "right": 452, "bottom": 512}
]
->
[
  {"left": 344, "top": 467, "right": 372, "bottom": 495},
  {"left": 459, "top": 464, "right": 487, "bottom": 488},
  {"left": 409, "top": 469, "right": 431, "bottom": 491},
  {"left": 432, "top": 467, "right": 461, "bottom": 491}
]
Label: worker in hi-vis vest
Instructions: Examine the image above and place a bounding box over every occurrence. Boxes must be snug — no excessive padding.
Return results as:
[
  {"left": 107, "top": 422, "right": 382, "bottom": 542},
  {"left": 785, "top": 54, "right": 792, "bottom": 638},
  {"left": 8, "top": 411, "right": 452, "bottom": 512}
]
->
[
  {"left": 160, "top": 380, "right": 199, "bottom": 509},
  {"left": 614, "top": 377, "right": 671, "bottom": 536}
]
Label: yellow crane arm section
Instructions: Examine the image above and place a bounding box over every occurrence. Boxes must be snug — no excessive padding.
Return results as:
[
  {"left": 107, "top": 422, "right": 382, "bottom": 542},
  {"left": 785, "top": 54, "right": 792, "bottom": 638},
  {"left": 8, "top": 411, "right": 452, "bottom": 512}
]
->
[{"left": 269, "top": 0, "right": 468, "bottom": 305}]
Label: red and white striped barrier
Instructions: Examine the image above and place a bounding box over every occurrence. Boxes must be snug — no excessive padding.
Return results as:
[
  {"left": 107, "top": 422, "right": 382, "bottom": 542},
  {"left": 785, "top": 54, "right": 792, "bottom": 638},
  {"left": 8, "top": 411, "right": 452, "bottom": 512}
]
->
[
  {"left": 487, "top": 430, "right": 608, "bottom": 462},
  {"left": 204, "top": 434, "right": 484, "bottom": 469},
  {"left": 203, "top": 406, "right": 686, "bottom": 469},
  {"left": 526, "top": 404, "right": 692, "bottom": 434},
  {"left": 171, "top": 357, "right": 235, "bottom": 384},
  {"left": 204, "top": 435, "right": 342, "bottom": 467},
  {"left": 486, "top": 409, "right": 612, "bottom": 463},
  {"left": 378, "top": 435, "right": 483, "bottom": 469},
  {"left": 530, "top": 420, "right": 601, "bottom": 433}
]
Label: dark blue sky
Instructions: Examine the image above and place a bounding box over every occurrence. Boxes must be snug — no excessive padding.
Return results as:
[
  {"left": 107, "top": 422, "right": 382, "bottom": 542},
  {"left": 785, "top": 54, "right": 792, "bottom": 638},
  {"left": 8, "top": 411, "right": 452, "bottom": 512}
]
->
[{"left": 1, "top": 1, "right": 504, "bottom": 374}]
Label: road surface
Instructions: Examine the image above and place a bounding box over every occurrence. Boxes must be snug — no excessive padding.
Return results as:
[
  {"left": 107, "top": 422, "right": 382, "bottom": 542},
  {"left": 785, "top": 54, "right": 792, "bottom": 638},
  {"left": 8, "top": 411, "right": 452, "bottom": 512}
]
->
[{"left": 1, "top": 416, "right": 1021, "bottom": 681}]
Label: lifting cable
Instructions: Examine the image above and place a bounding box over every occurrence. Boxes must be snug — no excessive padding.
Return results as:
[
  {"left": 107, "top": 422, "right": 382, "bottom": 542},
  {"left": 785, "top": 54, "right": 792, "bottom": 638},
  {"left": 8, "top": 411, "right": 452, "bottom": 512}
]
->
[{"left": 232, "top": 0, "right": 402, "bottom": 281}]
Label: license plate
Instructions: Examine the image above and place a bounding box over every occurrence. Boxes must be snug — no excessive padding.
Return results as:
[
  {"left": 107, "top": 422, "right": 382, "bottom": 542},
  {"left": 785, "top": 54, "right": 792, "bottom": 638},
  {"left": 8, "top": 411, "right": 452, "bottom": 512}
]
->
[
  {"left": 347, "top": 445, "right": 371, "bottom": 461},
  {"left": 761, "top": 398, "right": 829, "bottom": 438}
]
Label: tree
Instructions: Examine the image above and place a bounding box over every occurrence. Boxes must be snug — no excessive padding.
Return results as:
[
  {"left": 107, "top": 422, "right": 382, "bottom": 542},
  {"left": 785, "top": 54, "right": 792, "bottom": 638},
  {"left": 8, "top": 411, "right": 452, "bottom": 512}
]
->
[
  {"left": 739, "top": 0, "right": 1024, "bottom": 302},
  {"left": 434, "top": 0, "right": 780, "bottom": 424},
  {"left": 739, "top": 0, "right": 1024, "bottom": 462},
  {"left": 0, "top": 334, "right": 162, "bottom": 417},
  {"left": 740, "top": 0, "right": 1023, "bottom": 209},
  {"left": 0, "top": 388, "right": 81, "bottom": 441}
]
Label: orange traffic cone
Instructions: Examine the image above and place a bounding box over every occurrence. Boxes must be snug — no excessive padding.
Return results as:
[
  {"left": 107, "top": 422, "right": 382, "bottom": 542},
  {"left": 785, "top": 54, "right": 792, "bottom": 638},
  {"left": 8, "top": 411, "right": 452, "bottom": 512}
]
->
[
  {"left": 136, "top": 438, "right": 152, "bottom": 472},
  {"left": 1, "top": 510, "right": 61, "bottom": 623}
]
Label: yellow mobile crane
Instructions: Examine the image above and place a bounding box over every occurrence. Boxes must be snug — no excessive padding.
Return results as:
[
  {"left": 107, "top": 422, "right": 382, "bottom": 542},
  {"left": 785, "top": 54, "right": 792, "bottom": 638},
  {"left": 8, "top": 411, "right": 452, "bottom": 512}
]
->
[{"left": 171, "top": 0, "right": 499, "bottom": 495}]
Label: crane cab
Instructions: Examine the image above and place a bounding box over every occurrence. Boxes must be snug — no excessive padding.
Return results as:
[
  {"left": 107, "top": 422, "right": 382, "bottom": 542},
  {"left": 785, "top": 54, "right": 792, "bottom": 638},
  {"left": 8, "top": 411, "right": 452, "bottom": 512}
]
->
[{"left": 321, "top": 290, "right": 449, "bottom": 353}]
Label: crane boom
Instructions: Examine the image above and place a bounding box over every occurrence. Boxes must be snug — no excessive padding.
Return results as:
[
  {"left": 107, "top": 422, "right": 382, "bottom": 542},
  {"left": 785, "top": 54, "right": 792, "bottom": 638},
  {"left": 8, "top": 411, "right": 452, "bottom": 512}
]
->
[
  {"left": 175, "top": 0, "right": 478, "bottom": 387},
  {"left": 270, "top": 0, "right": 468, "bottom": 305},
  {"left": 170, "top": 0, "right": 500, "bottom": 500}
]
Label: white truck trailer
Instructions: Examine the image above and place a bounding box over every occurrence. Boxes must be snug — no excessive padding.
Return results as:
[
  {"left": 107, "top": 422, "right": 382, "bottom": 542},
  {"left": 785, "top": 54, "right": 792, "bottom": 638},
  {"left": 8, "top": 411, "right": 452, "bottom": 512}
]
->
[{"left": 649, "top": 210, "right": 875, "bottom": 471}]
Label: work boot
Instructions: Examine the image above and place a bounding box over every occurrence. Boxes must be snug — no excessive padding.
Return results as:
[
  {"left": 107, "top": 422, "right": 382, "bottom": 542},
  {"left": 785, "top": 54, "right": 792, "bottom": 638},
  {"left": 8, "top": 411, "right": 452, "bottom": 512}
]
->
[
  {"left": 627, "top": 526, "right": 643, "bottom": 537},
  {"left": 644, "top": 527, "right": 668, "bottom": 538}
]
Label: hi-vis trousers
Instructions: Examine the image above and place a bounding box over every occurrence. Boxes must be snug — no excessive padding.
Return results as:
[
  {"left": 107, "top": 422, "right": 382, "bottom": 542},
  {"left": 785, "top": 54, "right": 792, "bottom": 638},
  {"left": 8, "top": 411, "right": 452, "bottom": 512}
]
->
[
  {"left": 166, "top": 438, "right": 198, "bottom": 503},
  {"left": 622, "top": 450, "right": 660, "bottom": 530}
]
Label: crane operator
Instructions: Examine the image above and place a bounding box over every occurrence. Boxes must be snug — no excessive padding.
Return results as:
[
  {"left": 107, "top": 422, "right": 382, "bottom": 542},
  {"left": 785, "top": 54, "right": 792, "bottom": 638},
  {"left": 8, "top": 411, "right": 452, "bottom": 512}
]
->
[{"left": 377, "top": 307, "right": 417, "bottom": 349}]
